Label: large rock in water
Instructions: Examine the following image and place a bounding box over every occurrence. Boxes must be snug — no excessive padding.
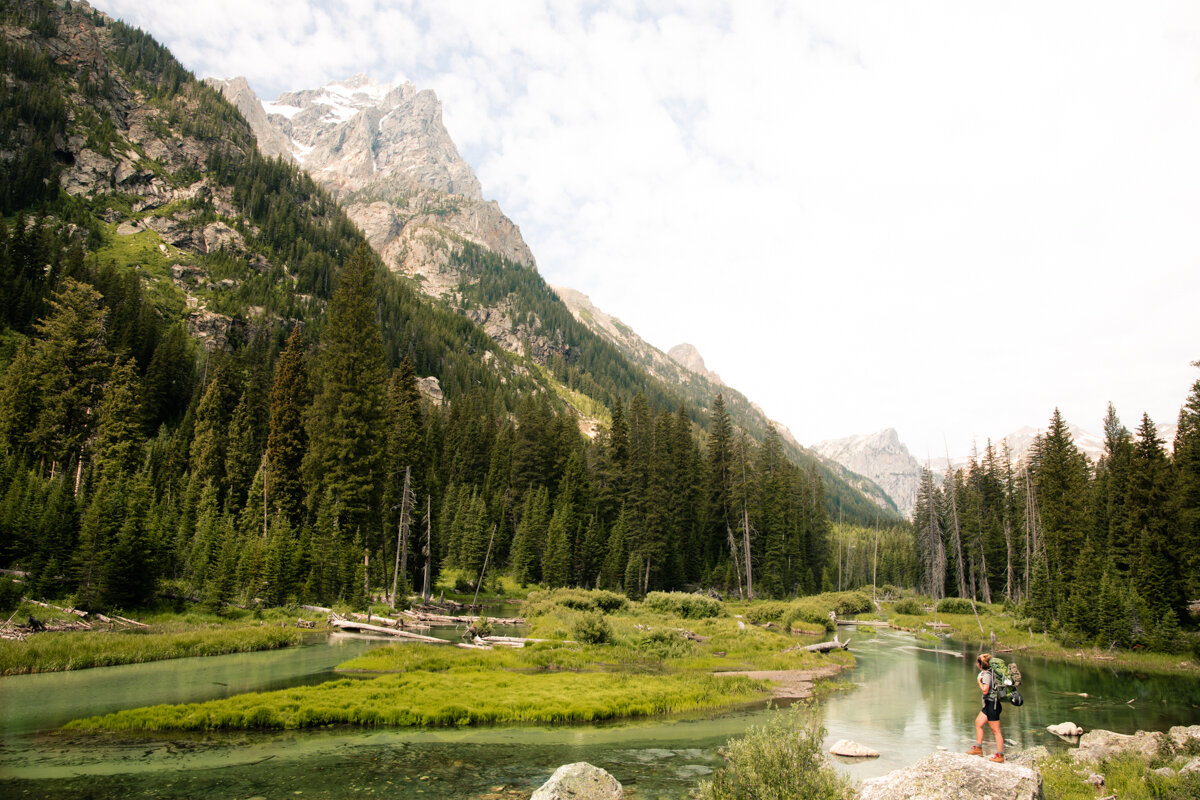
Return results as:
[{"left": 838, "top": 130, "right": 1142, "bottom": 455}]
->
[
  {"left": 829, "top": 739, "right": 880, "bottom": 757},
  {"left": 530, "top": 763, "right": 623, "bottom": 800},
  {"left": 858, "top": 752, "right": 1042, "bottom": 800}
]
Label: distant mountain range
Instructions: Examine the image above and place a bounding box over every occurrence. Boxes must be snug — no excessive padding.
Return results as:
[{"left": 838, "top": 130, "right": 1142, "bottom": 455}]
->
[{"left": 814, "top": 420, "right": 1181, "bottom": 520}]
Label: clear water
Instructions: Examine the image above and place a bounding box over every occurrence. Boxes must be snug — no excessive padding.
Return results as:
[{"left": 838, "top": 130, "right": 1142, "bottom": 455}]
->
[{"left": 2, "top": 627, "right": 1198, "bottom": 799}]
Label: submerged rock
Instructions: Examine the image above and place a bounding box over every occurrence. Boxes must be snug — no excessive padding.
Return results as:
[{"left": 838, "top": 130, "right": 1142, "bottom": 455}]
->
[
  {"left": 858, "top": 751, "right": 1042, "bottom": 800},
  {"left": 829, "top": 739, "right": 880, "bottom": 757},
  {"left": 1046, "top": 722, "right": 1083, "bottom": 737},
  {"left": 531, "top": 762, "right": 623, "bottom": 800}
]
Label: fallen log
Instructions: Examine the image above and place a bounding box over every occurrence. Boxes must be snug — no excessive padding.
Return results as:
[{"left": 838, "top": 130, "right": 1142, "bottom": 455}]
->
[
  {"left": 300, "top": 604, "right": 332, "bottom": 614},
  {"left": 23, "top": 599, "right": 88, "bottom": 617},
  {"left": 401, "top": 609, "right": 525, "bottom": 626},
  {"left": 802, "top": 636, "right": 851, "bottom": 653},
  {"left": 329, "top": 617, "right": 448, "bottom": 643}
]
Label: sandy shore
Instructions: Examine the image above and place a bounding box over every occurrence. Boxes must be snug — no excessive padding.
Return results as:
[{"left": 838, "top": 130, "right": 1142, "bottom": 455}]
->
[{"left": 713, "top": 663, "right": 847, "bottom": 699}]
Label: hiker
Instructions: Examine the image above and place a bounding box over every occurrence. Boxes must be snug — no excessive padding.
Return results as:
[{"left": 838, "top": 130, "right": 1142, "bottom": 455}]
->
[{"left": 967, "top": 653, "right": 1004, "bottom": 762}]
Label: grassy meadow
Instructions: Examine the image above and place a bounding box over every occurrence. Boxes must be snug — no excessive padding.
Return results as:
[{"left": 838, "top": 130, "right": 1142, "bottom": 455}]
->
[{"left": 62, "top": 588, "right": 859, "bottom": 732}]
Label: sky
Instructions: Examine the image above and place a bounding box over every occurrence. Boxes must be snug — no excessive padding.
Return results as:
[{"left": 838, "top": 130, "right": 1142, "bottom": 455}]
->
[{"left": 93, "top": 0, "right": 1200, "bottom": 459}]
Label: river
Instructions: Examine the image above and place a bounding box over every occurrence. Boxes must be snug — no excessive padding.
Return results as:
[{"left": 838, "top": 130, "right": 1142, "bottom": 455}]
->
[{"left": 2, "top": 626, "right": 1197, "bottom": 799}]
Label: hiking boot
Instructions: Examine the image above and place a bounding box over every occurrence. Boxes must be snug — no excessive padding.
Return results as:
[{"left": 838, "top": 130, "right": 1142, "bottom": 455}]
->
[
  {"left": 990, "top": 753, "right": 1005, "bottom": 763},
  {"left": 966, "top": 745, "right": 983, "bottom": 756}
]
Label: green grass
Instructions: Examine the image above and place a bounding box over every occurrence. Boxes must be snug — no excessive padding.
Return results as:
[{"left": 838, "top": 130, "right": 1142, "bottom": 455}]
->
[
  {"left": 0, "top": 625, "right": 305, "bottom": 675},
  {"left": 883, "top": 602, "right": 1200, "bottom": 676},
  {"left": 1039, "top": 752, "right": 1200, "bottom": 800},
  {"left": 64, "top": 670, "right": 767, "bottom": 731}
]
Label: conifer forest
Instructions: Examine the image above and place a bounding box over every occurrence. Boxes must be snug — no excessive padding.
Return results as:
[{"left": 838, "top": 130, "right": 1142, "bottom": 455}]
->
[{"left": 1, "top": 0, "right": 1198, "bottom": 659}]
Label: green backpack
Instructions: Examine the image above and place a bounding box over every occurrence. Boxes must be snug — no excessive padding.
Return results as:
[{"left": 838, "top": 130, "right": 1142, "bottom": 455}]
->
[{"left": 988, "top": 657, "right": 1022, "bottom": 700}]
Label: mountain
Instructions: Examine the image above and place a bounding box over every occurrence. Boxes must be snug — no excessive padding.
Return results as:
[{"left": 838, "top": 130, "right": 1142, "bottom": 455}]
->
[
  {"left": 552, "top": 288, "right": 900, "bottom": 521},
  {"left": 812, "top": 429, "right": 921, "bottom": 519},
  {"left": 213, "top": 73, "right": 899, "bottom": 522}
]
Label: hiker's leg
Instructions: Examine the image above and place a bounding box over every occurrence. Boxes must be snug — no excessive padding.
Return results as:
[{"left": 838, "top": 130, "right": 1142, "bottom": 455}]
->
[
  {"left": 975, "top": 711, "right": 987, "bottom": 745},
  {"left": 988, "top": 719, "right": 1003, "bottom": 753}
]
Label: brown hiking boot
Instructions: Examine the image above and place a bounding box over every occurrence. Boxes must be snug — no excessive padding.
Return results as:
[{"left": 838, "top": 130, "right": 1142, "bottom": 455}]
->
[
  {"left": 990, "top": 753, "right": 1005, "bottom": 763},
  {"left": 966, "top": 745, "right": 983, "bottom": 756}
]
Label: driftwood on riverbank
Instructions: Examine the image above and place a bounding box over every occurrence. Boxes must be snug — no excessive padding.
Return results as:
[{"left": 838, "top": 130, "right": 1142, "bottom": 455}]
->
[
  {"left": 329, "top": 615, "right": 448, "bottom": 643},
  {"left": 401, "top": 608, "right": 525, "bottom": 626},
  {"left": 784, "top": 635, "right": 851, "bottom": 654}
]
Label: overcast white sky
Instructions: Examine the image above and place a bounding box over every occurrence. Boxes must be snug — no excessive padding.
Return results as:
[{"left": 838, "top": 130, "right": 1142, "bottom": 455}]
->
[{"left": 94, "top": 0, "right": 1200, "bottom": 458}]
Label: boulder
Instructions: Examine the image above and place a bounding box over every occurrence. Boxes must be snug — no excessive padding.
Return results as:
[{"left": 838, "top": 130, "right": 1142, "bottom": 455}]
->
[
  {"left": 1071, "top": 729, "right": 1163, "bottom": 763},
  {"left": 858, "top": 751, "right": 1042, "bottom": 800},
  {"left": 530, "top": 762, "right": 622, "bottom": 800},
  {"left": 1180, "top": 756, "right": 1200, "bottom": 776},
  {"left": 1012, "top": 746, "right": 1049, "bottom": 768},
  {"left": 829, "top": 739, "right": 880, "bottom": 757},
  {"left": 1046, "top": 722, "right": 1083, "bottom": 737},
  {"left": 1168, "top": 725, "right": 1200, "bottom": 750}
]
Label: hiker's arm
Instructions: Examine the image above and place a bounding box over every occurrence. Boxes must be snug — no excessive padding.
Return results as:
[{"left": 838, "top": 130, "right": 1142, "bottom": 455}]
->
[{"left": 977, "top": 674, "right": 988, "bottom": 695}]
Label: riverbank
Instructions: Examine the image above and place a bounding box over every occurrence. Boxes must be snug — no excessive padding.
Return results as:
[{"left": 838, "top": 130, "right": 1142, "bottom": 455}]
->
[
  {"left": 0, "top": 602, "right": 322, "bottom": 675},
  {"left": 885, "top": 607, "right": 1199, "bottom": 677}
]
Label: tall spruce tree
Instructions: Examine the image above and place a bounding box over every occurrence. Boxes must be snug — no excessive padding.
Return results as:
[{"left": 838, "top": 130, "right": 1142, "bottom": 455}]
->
[{"left": 304, "top": 243, "right": 387, "bottom": 536}]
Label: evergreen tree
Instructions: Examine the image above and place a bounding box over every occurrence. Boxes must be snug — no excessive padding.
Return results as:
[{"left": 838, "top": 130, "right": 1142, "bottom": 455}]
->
[
  {"left": 304, "top": 243, "right": 387, "bottom": 536},
  {"left": 1127, "top": 413, "right": 1179, "bottom": 617},
  {"left": 91, "top": 358, "right": 145, "bottom": 480},
  {"left": 266, "top": 327, "right": 309, "bottom": 524},
  {"left": 1173, "top": 363, "right": 1200, "bottom": 601}
]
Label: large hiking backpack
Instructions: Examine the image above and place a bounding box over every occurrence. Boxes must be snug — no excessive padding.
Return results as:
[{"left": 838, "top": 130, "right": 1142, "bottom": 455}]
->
[{"left": 989, "top": 657, "right": 1022, "bottom": 700}]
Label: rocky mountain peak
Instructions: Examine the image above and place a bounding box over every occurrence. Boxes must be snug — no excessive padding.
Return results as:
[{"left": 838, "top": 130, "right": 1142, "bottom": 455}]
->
[
  {"left": 667, "top": 343, "right": 723, "bottom": 386},
  {"left": 813, "top": 429, "right": 921, "bottom": 519}
]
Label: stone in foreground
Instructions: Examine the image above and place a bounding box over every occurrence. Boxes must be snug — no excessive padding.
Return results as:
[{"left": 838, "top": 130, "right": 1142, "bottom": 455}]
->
[
  {"left": 858, "top": 751, "right": 1042, "bottom": 800},
  {"left": 531, "top": 762, "right": 623, "bottom": 800},
  {"left": 829, "top": 739, "right": 880, "bottom": 757},
  {"left": 1070, "top": 729, "right": 1163, "bottom": 763}
]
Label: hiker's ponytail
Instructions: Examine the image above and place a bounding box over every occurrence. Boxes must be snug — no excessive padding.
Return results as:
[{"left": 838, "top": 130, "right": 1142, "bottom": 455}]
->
[{"left": 977, "top": 654, "right": 991, "bottom": 669}]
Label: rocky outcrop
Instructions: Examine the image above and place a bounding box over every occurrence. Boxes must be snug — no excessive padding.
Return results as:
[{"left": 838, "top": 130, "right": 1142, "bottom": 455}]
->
[
  {"left": 858, "top": 751, "right": 1042, "bottom": 800},
  {"left": 1070, "top": 729, "right": 1164, "bottom": 763},
  {"left": 812, "top": 428, "right": 922, "bottom": 519},
  {"left": 668, "top": 343, "right": 723, "bottom": 386},
  {"left": 205, "top": 76, "right": 294, "bottom": 161},
  {"left": 530, "top": 762, "right": 623, "bottom": 800}
]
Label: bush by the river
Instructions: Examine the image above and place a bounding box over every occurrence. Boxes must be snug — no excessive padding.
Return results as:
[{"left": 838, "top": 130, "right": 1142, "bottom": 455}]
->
[
  {"left": 936, "top": 597, "right": 986, "bottom": 615},
  {"left": 642, "top": 591, "right": 723, "bottom": 619},
  {"left": 523, "top": 588, "right": 629, "bottom": 616},
  {"left": 695, "top": 704, "right": 855, "bottom": 800},
  {"left": 571, "top": 611, "right": 612, "bottom": 644},
  {"left": 892, "top": 598, "right": 923, "bottom": 615}
]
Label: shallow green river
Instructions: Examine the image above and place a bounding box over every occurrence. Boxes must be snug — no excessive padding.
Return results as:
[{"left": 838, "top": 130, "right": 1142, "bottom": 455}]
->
[{"left": 2, "top": 628, "right": 1198, "bottom": 799}]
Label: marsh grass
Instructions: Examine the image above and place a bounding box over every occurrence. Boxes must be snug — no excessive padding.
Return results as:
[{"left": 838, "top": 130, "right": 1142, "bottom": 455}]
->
[
  {"left": 1039, "top": 752, "right": 1200, "bottom": 800},
  {"left": 0, "top": 625, "right": 305, "bottom": 675},
  {"left": 884, "top": 603, "right": 1199, "bottom": 676},
  {"left": 64, "top": 670, "right": 766, "bottom": 731}
]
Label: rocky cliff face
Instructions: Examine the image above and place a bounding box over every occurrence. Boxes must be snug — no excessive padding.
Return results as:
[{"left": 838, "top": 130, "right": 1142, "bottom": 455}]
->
[
  {"left": 812, "top": 429, "right": 922, "bottom": 519},
  {"left": 210, "top": 74, "right": 536, "bottom": 284},
  {"left": 667, "top": 343, "right": 723, "bottom": 386}
]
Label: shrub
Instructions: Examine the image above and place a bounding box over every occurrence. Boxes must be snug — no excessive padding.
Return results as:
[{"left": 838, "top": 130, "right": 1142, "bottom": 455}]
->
[
  {"left": 571, "top": 612, "right": 612, "bottom": 645},
  {"left": 523, "top": 588, "right": 629, "bottom": 617},
  {"left": 831, "top": 591, "right": 873, "bottom": 616},
  {"left": 741, "top": 601, "right": 789, "bottom": 624},
  {"left": 892, "top": 598, "right": 923, "bottom": 616},
  {"left": 695, "top": 704, "right": 855, "bottom": 800},
  {"left": 642, "top": 591, "right": 723, "bottom": 619},
  {"left": 936, "top": 597, "right": 979, "bottom": 615},
  {"left": 783, "top": 607, "right": 835, "bottom": 633}
]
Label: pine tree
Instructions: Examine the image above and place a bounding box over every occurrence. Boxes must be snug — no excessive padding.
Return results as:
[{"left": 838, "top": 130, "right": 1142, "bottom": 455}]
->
[
  {"left": 266, "top": 327, "right": 309, "bottom": 524},
  {"left": 91, "top": 358, "right": 145, "bottom": 480},
  {"left": 304, "top": 243, "right": 387, "bottom": 536},
  {"left": 1127, "top": 413, "right": 1179, "bottom": 617},
  {"left": 1173, "top": 363, "right": 1200, "bottom": 601}
]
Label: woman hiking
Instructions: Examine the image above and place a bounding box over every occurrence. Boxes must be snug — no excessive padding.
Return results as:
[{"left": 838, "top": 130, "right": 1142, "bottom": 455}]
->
[{"left": 967, "top": 653, "right": 1004, "bottom": 762}]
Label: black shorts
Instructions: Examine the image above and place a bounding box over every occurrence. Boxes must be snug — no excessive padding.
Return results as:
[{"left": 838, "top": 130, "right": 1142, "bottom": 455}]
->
[{"left": 982, "top": 697, "right": 1003, "bottom": 721}]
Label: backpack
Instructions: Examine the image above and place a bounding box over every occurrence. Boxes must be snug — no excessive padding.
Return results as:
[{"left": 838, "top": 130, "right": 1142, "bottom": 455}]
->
[{"left": 988, "top": 657, "right": 1022, "bottom": 700}]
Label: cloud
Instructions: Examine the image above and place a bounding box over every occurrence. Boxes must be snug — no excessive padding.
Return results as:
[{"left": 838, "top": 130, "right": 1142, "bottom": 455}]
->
[{"left": 93, "top": 0, "right": 1200, "bottom": 456}]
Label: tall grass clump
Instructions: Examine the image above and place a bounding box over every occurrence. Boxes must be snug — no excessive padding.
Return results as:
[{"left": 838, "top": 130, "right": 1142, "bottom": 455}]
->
[
  {"left": 523, "top": 588, "right": 628, "bottom": 616},
  {"left": 642, "top": 591, "right": 723, "bottom": 619},
  {"left": 695, "top": 704, "right": 855, "bottom": 800}
]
